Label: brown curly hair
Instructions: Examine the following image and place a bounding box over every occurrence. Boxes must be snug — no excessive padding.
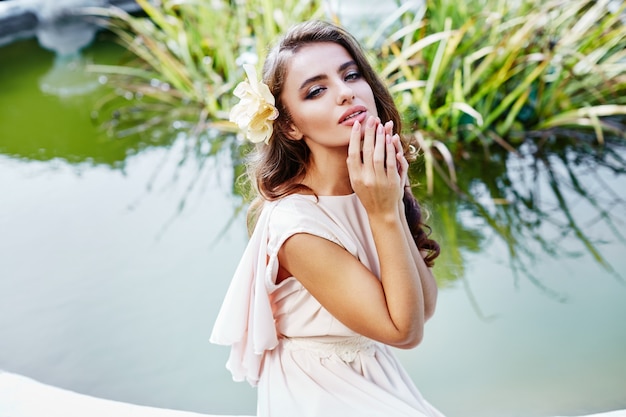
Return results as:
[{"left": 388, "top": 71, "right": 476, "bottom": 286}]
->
[{"left": 244, "top": 20, "right": 439, "bottom": 266}]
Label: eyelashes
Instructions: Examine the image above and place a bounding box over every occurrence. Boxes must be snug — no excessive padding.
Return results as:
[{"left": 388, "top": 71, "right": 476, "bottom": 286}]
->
[
  {"left": 304, "top": 70, "right": 363, "bottom": 100},
  {"left": 305, "top": 86, "right": 325, "bottom": 99},
  {"left": 345, "top": 70, "right": 360, "bottom": 81}
]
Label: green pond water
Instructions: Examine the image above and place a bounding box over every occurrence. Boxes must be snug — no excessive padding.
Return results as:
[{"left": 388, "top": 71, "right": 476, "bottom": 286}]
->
[{"left": 1, "top": 37, "right": 625, "bottom": 417}]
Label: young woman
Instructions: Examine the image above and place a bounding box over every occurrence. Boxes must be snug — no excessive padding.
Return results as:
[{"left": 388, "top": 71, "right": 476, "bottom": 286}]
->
[{"left": 211, "top": 19, "right": 443, "bottom": 417}]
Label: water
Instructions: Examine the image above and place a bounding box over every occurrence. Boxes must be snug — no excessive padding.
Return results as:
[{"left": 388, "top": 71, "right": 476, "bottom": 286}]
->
[{"left": 1, "top": 37, "right": 625, "bottom": 417}]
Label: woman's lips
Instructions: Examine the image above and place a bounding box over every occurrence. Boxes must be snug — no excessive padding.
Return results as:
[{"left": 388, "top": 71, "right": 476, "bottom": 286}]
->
[{"left": 338, "top": 106, "right": 368, "bottom": 126}]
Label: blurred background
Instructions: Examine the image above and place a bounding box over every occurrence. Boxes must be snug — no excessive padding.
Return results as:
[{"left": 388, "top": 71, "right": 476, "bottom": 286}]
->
[{"left": 1, "top": 1, "right": 625, "bottom": 416}]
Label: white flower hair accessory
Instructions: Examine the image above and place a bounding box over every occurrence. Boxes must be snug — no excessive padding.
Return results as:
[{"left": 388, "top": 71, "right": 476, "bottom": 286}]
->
[{"left": 229, "top": 64, "right": 279, "bottom": 145}]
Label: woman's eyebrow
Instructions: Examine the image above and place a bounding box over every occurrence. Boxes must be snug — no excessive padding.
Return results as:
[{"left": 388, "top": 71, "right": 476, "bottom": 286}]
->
[
  {"left": 299, "top": 74, "right": 326, "bottom": 91},
  {"left": 298, "top": 60, "right": 357, "bottom": 91},
  {"left": 338, "top": 60, "right": 357, "bottom": 73}
]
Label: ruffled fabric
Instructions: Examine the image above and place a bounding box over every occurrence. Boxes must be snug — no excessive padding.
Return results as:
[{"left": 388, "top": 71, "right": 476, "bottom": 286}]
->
[
  {"left": 209, "top": 202, "right": 280, "bottom": 386},
  {"left": 211, "top": 194, "right": 446, "bottom": 417},
  {"left": 210, "top": 196, "right": 352, "bottom": 385}
]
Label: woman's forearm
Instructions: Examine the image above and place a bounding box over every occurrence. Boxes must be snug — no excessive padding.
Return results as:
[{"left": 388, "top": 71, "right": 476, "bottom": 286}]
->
[
  {"left": 398, "top": 202, "right": 438, "bottom": 320},
  {"left": 368, "top": 205, "right": 426, "bottom": 347}
]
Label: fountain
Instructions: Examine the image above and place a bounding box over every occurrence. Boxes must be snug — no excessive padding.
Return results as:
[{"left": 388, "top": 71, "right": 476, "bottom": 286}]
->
[
  {"left": 2, "top": 2, "right": 626, "bottom": 416},
  {"left": 0, "top": 0, "right": 141, "bottom": 50},
  {"left": 0, "top": 0, "right": 142, "bottom": 97}
]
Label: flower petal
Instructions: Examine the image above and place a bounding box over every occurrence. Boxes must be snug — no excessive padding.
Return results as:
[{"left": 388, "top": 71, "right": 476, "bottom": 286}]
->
[{"left": 230, "top": 64, "right": 279, "bottom": 145}]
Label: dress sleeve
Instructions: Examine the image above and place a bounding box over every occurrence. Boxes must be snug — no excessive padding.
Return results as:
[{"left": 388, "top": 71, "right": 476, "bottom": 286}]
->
[
  {"left": 209, "top": 196, "right": 350, "bottom": 386},
  {"left": 209, "top": 202, "right": 279, "bottom": 386},
  {"left": 264, "top": 196, "right": 351, "bottom": 287}
]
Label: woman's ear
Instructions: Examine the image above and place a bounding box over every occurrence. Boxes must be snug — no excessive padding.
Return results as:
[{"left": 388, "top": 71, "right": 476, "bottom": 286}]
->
[{"left": 286, "top": 123, "right": 304, "bottom": 141}]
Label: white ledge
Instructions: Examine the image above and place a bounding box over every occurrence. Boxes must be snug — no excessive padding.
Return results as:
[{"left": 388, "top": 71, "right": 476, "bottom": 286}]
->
[
  {"left": 0, "top": 371, "right": 252, "bottom": 417},
  {"left": 0, "top": 370, "right": 624, "bottom": 417}
]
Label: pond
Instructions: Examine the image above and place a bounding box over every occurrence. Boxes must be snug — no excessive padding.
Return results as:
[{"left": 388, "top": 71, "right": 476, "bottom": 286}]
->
[{"left": 1, "top": 35, "right": 625, "bottom": 417}]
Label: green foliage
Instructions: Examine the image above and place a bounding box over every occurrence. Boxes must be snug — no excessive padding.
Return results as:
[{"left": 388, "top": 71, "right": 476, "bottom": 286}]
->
[
  {"left": 73, "top": 0, "right": 626, "bottom": 277},
  {"left": 374, "top": 0, "right": 626, "bottom": 143},
  {"left": 85, "top": 0, "right": 626, "bottom": 193},
  {"left": 83, "top": 0, "right": 324, "bottom": 137},
  {"left": 367, "top": 0, "right": 626, "bottom": 191}
]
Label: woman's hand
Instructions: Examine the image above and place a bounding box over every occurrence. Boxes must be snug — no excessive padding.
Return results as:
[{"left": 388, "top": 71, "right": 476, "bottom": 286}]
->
[
  {"left": 383, "top": 120, "right": 409, "bottom": 190},
  {"left": 347, "top": 116, "right": 405, "bottom": 217},
  {"left": 281, "top": 116, "right": 431, "bottom": 349}
]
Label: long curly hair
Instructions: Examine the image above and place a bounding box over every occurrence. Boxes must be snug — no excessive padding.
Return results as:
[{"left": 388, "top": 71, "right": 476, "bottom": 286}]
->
[{"left": 244, "top": 20, "right": 439, "bottom": 266}]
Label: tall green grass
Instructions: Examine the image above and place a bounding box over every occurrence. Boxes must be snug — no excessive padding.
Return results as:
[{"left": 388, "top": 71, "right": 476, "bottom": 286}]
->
[
  {"left": 79, "top": 0, "right": 626, "bottom": 280},
  {"left": 84, "top": 0, "right": 626, "bottom": 192},
  {"left": 84, "top": 0, "right": 324, "bottom": 137},
  {"left": 369, "top": 0, "right": 626, "bottom": 190}
]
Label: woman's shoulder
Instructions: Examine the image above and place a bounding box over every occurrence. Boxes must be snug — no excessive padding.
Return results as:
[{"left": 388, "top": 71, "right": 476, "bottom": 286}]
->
[
  {"left": 265, "top": 194, "right": 323, "bottom": 225},
  {"left": 272, "top": 193, "right": 318, "bottom": 211},
  {"left": 262, "top": 194, "right": 342, "bottom": 244},
  {"left": 256, "top": 193, "right": 362, "bottom": 256}
]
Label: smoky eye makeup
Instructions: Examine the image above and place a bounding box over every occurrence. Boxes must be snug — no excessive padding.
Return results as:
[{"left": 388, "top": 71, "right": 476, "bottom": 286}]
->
[
  {"left": 344, "top": 69, "right": 361, "bottom": 81},
  {"left": 304, "top": 86, "right": 325, "bottom": 100},
  {"left": 298, "top": 61, "right": 361, "bottom": 100}
]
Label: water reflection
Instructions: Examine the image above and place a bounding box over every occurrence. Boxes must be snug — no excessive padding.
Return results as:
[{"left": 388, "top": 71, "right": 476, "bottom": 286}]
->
[
  {"left": 2, "top": 37, "right": 626, "bottom": 291},
  {"left": 2, "top": 33, "right": 626, "bottom": 417},
  {"left": 156, "top": 131, "right": 626, "bottom": 308},
  {"left": 38, "top": 53, "right": 101, "bottom": 98},
  {"left": 0, "top": 37, "right": 212, "bottom": 170},
  {"left": 414, "top": 136, "right": 626, "bottom": 305}
]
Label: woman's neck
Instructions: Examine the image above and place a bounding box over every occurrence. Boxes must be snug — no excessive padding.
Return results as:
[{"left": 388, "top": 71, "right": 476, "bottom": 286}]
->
[{"left": 301, "top": 147, "right": 353, "bottom": 196}]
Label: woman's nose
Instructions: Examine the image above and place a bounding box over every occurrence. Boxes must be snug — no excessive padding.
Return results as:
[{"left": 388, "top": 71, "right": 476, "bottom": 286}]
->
[{"left": 337, "top": 83, "right": 355, "bottom": 105}]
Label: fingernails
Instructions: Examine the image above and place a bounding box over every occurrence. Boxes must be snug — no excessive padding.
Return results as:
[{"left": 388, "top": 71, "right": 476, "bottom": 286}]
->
[
  {"left": 366, "top": 116, "right": 376, "bottom": 128},
  {"left": 377, "top": 124, "right": 383, "bottom": 135}
]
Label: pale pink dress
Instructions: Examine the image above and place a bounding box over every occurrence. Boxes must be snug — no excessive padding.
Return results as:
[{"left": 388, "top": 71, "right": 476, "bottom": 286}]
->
[{"left": 210, "top": 193, "right": 445, "bottom": 417}]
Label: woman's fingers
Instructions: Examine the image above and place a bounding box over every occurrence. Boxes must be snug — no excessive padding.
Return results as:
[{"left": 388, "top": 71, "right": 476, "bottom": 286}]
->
[
  {"left": 384, "top": 120, "right": 393, "bottom": 138},
  {"left": 373, "top": 123, "right": 386, "bottom": 175},
  {"left": 349, "top": 117, "right": 406, "bottom": 192},
  {"left": 347, "top": 119, "right": 362, "bottom": 168},
  {"left": 392, "top": 134, "right": 409, "bottom": 186},
  {"left": 385, "top": 134, "right": 397, "bottom": 178},
  {"left": 360, "top": 116, "right": 377, "bottom": 169}
]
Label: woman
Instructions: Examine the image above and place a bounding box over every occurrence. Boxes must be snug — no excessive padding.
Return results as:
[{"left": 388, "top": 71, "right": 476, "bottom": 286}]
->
[{"left": 211, "top": 19, "right": 443, "bottom": 417}]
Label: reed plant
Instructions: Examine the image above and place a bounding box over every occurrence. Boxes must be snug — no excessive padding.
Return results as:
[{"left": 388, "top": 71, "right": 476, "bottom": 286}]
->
[
  {"left": 85, "top": 0, "right": 626, "bottom": 193},
  {"left": 83, "top": 0, "right": 324, "bottom": 138},
  {"left": 79, "top": 0, "right": 625, "bottom": 286},
  {"left": 371, "top": 0, "right": 626, "bottom": 191}
]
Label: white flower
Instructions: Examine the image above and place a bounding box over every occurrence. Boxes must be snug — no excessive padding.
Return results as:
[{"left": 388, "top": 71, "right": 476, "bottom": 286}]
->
[{"left": 229, "top": 64, "right": 279, "bottom": 144}]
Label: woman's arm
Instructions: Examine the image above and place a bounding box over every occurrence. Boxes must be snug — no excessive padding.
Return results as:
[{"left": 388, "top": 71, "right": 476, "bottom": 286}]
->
[
  {"left": 278, "top": 117, "right": 431, "bottom": 348},
  {"left": 384, "top": 120, "right": 438, "bottom": 322},
  {"left": 398, "top": 208, "right": 438, "bottom": 322}
]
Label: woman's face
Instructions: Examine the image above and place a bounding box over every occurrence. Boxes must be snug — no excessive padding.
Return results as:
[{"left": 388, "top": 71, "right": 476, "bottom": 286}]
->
[{"left": 280, "top": 42, "right": 377, "bottom": 150}]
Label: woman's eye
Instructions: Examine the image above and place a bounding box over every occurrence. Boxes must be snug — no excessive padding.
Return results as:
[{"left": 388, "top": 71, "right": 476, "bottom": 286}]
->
[
  {"left": 345, "top": 71, "right": 361, "bottom": 81},
  {"left": 305, "top": 87, "right": 324, "bottom": 99}
]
